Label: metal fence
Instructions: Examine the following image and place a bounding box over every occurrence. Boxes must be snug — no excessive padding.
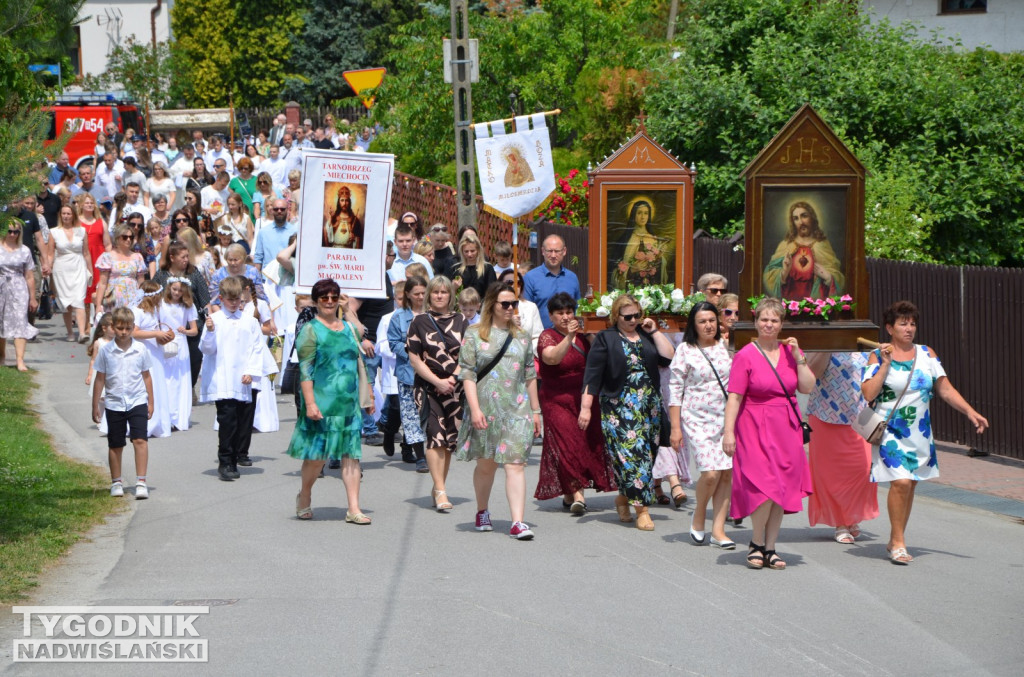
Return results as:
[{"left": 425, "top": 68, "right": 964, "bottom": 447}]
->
[{"left": 241, "top": 105, "right": 368, "bottom": 136}]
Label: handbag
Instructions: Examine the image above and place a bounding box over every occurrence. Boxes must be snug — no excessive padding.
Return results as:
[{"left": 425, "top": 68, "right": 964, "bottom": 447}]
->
[
  {"left": 156, "top": 312, "right": 179, "bottom": 358},
  {"left": 852, "top": 349, "right": 917, "bottom": 445},
  {"left": 347, "top": 321, "right": 373, "bottom": 409},
  {"left": 754, "top": 343, "right": 812, "bottom": 444},
  {"left": 37, "top": 278, "right": 55, "bottom": 320}
]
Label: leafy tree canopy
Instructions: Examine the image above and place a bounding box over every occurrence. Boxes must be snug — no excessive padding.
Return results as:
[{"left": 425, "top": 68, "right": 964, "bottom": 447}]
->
[
  {"left": 171, "top": 0, "right": 304, "bottom": 107},
  {"left": 645, "top": 0, "right": 1024, "bottom": 265}
]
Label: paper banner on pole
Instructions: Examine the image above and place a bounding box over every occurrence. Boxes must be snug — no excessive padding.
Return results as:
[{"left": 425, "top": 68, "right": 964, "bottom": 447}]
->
[
  {"left": 474, "top": 113, "right": 555, "bottom": 218},
  {"left": 296, "top": 149, "right": 394, "bottom": 297}
]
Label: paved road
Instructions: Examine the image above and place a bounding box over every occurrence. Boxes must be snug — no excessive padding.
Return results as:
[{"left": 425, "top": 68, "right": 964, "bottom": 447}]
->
[{"left": 3, "top": 321, "right": 1023, "bottom": 676}]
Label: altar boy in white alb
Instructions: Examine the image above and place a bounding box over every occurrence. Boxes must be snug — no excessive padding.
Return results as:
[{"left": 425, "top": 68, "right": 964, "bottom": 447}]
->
[{"left": 200, "top": 276, "right": 265, "bottom": 482}]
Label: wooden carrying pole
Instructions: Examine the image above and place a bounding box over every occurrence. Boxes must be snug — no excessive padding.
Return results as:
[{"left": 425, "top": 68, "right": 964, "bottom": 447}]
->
[{"left": 471, "top": 108, "right": 561, "bottom": 129}]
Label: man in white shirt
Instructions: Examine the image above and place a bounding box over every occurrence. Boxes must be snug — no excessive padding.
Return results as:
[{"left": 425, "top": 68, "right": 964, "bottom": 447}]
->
[
  {"left": 170, "top": 144, "right": 196, "bottom": 187},
  {"left": 262, "top": 145, "right": 288, "bottom": 190},
  {"left": 94, "top": 151, "right": 124, "bottom": 204},
  {"left": 201, "top": 171, "right": 231, "bottom": 220},
  {"left": 123, "top": 182, "right": 153, "bottom": 221},
  {"left": 204, "top": 135, "right": 235, "bottom": 174},
  {"left": 388, "top": 223, "right": 434, "bottom": 282}
]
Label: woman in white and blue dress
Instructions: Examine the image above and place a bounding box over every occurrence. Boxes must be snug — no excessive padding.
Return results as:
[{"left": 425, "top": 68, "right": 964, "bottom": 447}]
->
[{"left": 862, "top": 300, "right": 988, "bottom": 565}]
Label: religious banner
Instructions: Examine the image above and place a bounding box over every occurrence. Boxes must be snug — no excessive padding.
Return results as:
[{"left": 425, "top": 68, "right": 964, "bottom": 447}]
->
[
  {"left": 474, "top": 113, "right": 555, "bottom": 218},
  {"left": 295, "top": 149, "right": 394, "bottom": 297}
]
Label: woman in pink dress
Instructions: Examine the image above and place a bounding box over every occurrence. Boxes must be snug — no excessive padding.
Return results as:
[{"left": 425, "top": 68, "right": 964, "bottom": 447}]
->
[{"left": 722, "top": 297, "right": 814, "bottom": 570}]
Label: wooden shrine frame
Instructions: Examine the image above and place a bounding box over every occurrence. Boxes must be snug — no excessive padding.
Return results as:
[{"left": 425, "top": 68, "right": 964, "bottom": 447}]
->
[{"left": 587, "top": 127, "right": 695, "bottom": 295}]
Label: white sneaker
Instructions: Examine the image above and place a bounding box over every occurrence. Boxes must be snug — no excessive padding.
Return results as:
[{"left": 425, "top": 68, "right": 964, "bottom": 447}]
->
[
  {"left": 110, "top": 482, "right": 124, "bottom": 498},
  {"left": 134, "top": 482, "right": 149, "bottom": 500}
]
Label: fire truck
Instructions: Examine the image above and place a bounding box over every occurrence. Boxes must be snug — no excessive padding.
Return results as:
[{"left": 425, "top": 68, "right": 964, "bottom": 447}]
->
[{"left": 44, "top": 92, "right": 145, "bottom": 169}]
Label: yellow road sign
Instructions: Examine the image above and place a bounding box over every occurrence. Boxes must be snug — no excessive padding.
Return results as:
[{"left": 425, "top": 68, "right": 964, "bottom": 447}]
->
[{"left": 343, "top": 68, "right": 386, "bottom": 109}]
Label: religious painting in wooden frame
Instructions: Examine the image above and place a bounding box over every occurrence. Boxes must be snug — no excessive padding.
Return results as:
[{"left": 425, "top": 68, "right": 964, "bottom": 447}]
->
[
  {"left": 587, "top": 125, "right": 695, "bottom": 296},
  {"left": 735, "top": 104, "right": 875, "bottom": 350}
]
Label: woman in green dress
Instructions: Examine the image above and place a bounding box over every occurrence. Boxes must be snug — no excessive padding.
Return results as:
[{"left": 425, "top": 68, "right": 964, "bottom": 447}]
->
[
  {"left": 456, "top": 283, "right": 542, "bottom": 540},
  {"left": 290, "top": 279, "right": 374, "bottom": 524}
]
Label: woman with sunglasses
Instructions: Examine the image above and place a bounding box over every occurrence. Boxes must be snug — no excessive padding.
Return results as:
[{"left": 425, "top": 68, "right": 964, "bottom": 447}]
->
[
  {"left": 289, "top": 279, "right": 374, "bottom": 524},
  {"left": 0, "top": 221, "right": 39, "bottom": 371},
  {"left": 718, "top": 293, "right": 740, "bottom": 344},
  {"left": 93, "top": 223, "right": 147, "bottom": 313},
  {"left": 456, "top": 283, "right": 542, "bottom": 539},
  {"left": 581, "top": 295, "right": 676, "bottom": 530},
  {"left": 251, "top": 171, "right": 280, "bottom": 221}
]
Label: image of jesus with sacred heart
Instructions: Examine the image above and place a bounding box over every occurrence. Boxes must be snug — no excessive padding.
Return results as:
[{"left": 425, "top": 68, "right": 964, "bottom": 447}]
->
[{"left": 763, "top": 199, "right": 844, "bottom": 299}]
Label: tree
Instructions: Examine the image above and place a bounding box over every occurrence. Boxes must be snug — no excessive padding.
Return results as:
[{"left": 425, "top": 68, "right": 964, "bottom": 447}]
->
[
  {"left": 283, "top": 0, "right": 372, "bottom": 105},
  {"left": 171, "top": 0, "right": 304, "bottom": 107},
  {"left": 0, "top": 0, "right": 81, "bottom": 230},
  {"left": 80, "top": 38, "right": 179, "bottom": 108},
  {"left": 646, "top": 0, "right": 1024, "bottom": 265}
]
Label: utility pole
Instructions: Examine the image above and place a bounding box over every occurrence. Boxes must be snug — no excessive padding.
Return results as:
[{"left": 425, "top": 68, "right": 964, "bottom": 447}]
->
[{"left": 448, "top": 0, "right": 477, "bottom": 231}]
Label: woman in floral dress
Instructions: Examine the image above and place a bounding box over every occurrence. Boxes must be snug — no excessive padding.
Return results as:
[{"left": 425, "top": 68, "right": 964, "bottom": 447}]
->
[
  {"left": 535, "top": 292, "right": 616, "bottom": 514},
  {"left": 93, "top": 224, "right": 147, "bottom": 314},
  {"left": 407, "top": 276, "right": 467, "bottom": 506},
  {"left": 669, "top": 301, "right": 734, "bottom": 548},
  {"left": 581, "top": 295, "right": 676, "bottom": 530},
  {"left": 0, "top": 223, "right": 38, "bottom": 371},
  {"left": 456, "top": 283, "right": 542, "bottom": 540},
  {"left": 290, "top": 279, "right": 373, "bottom": 524},
  {"left": 862, "top": 300, "right": 988, "bottom": 565}
]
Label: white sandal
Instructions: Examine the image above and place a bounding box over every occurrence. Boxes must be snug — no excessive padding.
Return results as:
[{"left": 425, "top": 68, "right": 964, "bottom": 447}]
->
[{"left": 834, "top": 528, "right": 855, "bottom": 544}]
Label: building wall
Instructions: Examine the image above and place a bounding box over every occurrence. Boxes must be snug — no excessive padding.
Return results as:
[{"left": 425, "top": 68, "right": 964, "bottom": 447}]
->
[
  {"left": 77, "top": 1, "right": 174, "bottom": 77},
  {"left": 860, "top": 1, "right": 1024, "bottom": 53}
]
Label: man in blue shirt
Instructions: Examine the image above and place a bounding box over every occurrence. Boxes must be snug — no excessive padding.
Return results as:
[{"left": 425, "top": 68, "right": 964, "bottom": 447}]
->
[
  {"left": 253, "top": 198, "right": 297, "bottom": 272},
  {"left": 523, "top": 234, "right": 581, "bottom": 329}
]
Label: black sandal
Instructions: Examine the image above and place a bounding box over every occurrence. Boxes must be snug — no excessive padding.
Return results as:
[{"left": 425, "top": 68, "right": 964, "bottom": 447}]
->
[
  {"left": 670, "top": 483, "right": 688, "bottom": 508},
  {"left": 746, "top": 541, "right": 765, "bottom": 570},
  {"left": 765, "top": 549, "right": 786, "bottom": 570},
  {"left": 654, "top": 486, "right": 671, "bottom": 505}
]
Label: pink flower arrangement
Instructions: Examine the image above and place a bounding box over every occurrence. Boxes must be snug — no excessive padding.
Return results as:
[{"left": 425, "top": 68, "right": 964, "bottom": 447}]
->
[{"left": 748, "top": 294, "right": 857, "bottom": 321}]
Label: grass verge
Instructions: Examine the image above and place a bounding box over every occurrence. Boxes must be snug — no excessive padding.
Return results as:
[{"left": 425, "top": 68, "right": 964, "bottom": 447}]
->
[{"left": 0, "top": 367, "right": 115, "bottom": 603}]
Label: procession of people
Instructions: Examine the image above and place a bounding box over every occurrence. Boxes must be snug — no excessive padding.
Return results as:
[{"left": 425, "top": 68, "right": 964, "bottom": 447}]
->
[{"left": 2, "top": 117, "right": 990, "bottom": 566}]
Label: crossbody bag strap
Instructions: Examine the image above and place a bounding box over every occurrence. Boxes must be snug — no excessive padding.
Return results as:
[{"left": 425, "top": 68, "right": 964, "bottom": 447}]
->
[
  {"left": 754, "top": 343, "right": 802, "bottom": 423},
  {"left": 475, "top": 332, "right": 515, "bottom": 382},
  {"left": 696, "top": 345, "right": 728, "bottom": 400},
  {"left": 877, "top": 347, "right": 918, "bottom": 427}
]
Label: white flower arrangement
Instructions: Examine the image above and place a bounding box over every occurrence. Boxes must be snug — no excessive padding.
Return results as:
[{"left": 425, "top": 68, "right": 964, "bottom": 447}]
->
[{"left": 579, "top": 284, "right": 706, "bottom": 317}]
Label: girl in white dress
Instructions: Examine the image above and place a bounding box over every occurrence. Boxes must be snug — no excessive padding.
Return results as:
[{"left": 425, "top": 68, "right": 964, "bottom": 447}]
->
[
  {"left": 161, "top": 278, "right": 199, "bottom": 431},
  {"left": 86, "top": 314, "right": 115, "bottom": 435},
  {"left": 131, "top": 281, "right": 173, "bottom": 438}
]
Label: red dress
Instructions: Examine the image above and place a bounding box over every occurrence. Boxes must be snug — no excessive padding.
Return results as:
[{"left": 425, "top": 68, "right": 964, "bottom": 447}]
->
[
  {"left": 534, "top": 329, "right": 617, "bottom": 500},
  {"left": 82, "top": 217, "right": 106, "bottom": 304}
]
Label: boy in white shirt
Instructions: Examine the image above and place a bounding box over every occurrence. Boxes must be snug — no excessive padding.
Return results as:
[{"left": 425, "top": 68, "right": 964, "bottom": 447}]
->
[
  {"left": 492, "top": 240, "right": 514, "bottom": 277},
  {"left": 91, "top": 307, "right": 154, "bottom": 500},
  {"left": 199, "top": 276, "right": 265, "bottom": 481}
]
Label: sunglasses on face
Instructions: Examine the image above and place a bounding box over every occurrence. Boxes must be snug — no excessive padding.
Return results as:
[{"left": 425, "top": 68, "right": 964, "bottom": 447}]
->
[
  {"left": 318, "top": 294, "right": 340, "bottom": 302},
  {"left": 8, "top": 229, "right": 22, "bottom": 235},
  {"left": 498, "top": 300, "right": 519, "bottom": 310},
  {"left": 271, "top": 207, "right": 287, "bottom": 212},
  {"left": 722, "top": 309, "right": 738, "bottom": 317},
  {"left": 174, "top": 217, "right": 189, "bottom": 223},
  {"left": 119, "top": 235, "right": 133, "bottom": 241},
  {"left": 706, "top": 288, "right": 726, "bottom": 295},
  {"left": 620, "top": 312, "right": 642, "bottom": 322}
]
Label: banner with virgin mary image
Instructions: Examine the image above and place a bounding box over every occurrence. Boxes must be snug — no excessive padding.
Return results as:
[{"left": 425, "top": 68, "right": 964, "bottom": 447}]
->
[
  {"left": 474, "top": 113, "right": 555, "bottom": 218},
  {"left": 295, "top": 149, "right": 394, "bottom": 297}
]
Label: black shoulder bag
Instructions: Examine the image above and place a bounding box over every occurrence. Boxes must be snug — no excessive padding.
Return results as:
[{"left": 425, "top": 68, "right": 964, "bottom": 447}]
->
[
  {"left": 696, "top": 345, "right": 729, "bottom": 400},
  {"left": 754, "top": 344, "right": 812, "bottom": 444}
]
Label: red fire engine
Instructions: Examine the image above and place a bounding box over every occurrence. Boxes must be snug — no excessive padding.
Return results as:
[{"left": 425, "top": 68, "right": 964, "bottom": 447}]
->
[{"left": 44, "top": 92, "right": 145, "bottom": 169}]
